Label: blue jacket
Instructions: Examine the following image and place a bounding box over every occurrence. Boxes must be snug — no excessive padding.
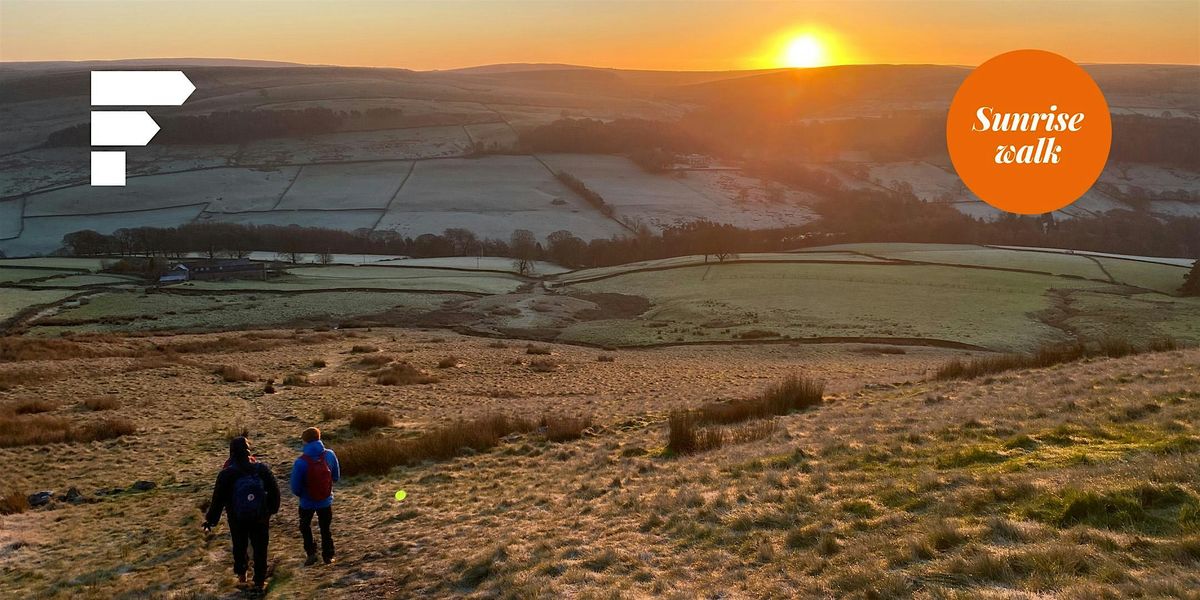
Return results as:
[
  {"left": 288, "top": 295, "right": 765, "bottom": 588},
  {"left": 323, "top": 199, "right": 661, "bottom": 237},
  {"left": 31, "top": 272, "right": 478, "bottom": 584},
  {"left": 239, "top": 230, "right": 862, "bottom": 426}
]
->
[{"left": 289, "top": 440, "right": 340, "bottom": 510}]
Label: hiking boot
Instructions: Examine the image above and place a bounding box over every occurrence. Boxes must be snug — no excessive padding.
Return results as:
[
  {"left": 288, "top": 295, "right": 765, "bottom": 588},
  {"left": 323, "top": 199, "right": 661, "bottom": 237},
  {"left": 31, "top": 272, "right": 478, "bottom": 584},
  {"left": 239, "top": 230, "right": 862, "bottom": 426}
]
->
[
  {"left": 323, "top": 556, "right": 335, "bottom": 565},
  {"left": 304, "top": 553, "right": 319, "bottom": 566}
]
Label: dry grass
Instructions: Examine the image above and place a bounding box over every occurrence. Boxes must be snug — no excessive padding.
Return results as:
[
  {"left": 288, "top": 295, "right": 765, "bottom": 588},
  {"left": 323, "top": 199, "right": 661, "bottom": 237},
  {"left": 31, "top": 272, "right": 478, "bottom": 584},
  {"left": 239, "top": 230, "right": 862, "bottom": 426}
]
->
[
  {"left": 0, "top": 488, "right": 28, "bottom": 515},
  {"left": 349, "top": 407, "right": 392, "bottom": 432},
  {"left": 340, "top": 413, "right": 536, "bottom": 476},
  {"left": 1, "top": 329, "right": 1197, "bottom": 599},
  {"left": 0, "top": 414, "right": 135, "bottom": 448},
  {"left": 437, "top": 356, "right": 460, "bottom": 369},
  {"left": 936, "top": 337, "right": 1182, "bottom": 380},
  {"left": 282, "top": 373, "right": 309, "bottom": 386},
  {"left": 372, "top": 362, "right": 439, "bottom": 386},
  {"left": 80, "top": 397, "right": 120, "bottom": 411},
  {"left": 9, "top": 399, "right": 55, "bottom": 415},
  {"left": 597, "top": 354, "right": 616, "bottom": 362},
  {"left": 525, "top": 344, "right": 552, "bottom": 355},
  {"left": 350, "top": 344, "right": 379, "bottom": 354},
  {"left": 541, "top": 414, "right": 592, "bottom": 442},
  {"left": 357, "top": 354, "right": 393, "bottom": 367},
  {"left": 214, "top": 364, "right": 257, "bottom": 382},
  {"left": 528, "top": 358, "right": 560, "bottom": 372},
  {"left": 320, "top": 405, "right": 346, "bottom": 421},
  {"left": 311, "top": 358, "right": 328, "bottom": 368}
]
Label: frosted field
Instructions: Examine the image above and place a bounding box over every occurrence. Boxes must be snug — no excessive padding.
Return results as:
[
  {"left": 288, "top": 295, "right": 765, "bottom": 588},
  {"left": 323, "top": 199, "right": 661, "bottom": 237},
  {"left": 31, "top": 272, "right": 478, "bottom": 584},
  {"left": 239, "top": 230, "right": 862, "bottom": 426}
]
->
[
  {"left": 559, "top": 262, "right": 1108, "bottom": 351},
  {"left": 380, "top": 256, "right": 569, "bottom": 274},
  {"left": 866, "top": 161, "right": 964, "bottom": 201},
  {"left": 235, "top": 127, "right": 471, "bottom": 164},
  {"left": 24, "top": 167, "right": 298, "bottom": 216},
  {"left": 0, "top": 288, "right": 77, "bottom": 322},
  {"left": 987, "top": 246, "right": 1198, "bottom": 267},
  {"left": 0, "top": 267, "right": 77, "bottom": 283},
  {"left": 464, "top": 122, "right": 520, "bottom": 149},
  {"left": 29, "top": 290, "right": 465, "bottom": 335},
  {"left": 552, "top": 252, "right": 887, "bottom": 285},
  {"left": 539, "top": 154, "right": 815, "bottom": 231},
  {"left": 0, "top": 148, "right": 88, "bottom": 197},
  {"left": 0, "top": 257, "right": 105, "bottom": 271},
  {"left": 196, "top": 209, "right": 383, "bottom": 230},
  {"left": 0, "top": 205, "right": 207, "bottom": 256},
  {"left": 275, "top": 162, "right": 411, "bottom": 210},
  {"left": 375, "top": 155, "right": 626, "bottom": 241},
  {"left": 0, "top": 199, "right": 22, "bottom": 239},
  {"left": 179, "top": 265, "right": 524, "bottom": 294},
  {"left": 1101, "top": 164, "right": 1200, "bottom": 193}
]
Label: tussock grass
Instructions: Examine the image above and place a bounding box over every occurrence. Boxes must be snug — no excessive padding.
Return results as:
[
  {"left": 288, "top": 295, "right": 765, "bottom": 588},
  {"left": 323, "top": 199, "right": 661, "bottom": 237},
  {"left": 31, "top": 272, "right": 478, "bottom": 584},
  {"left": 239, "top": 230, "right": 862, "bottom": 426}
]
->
[
  {"left": 372, "top": 362, "right": 438, "bottom": 385},
  {"left": 9, "top": 399, "right": 55, "bottom": 415},
  {"left": 319, "top": 405, "right": 346, "bottom": 421},
  {"left": 0, "top": 488, "right": 28, "bottom": 515},
  {"left": 311, "top": 358, "right": 327, "bottom": 368},
  {"left": 0, "top": 414, "right": 135, "bottom": 447},
  {"left": 437, "top": 356, "right": 460, "bottom": 369},
  {"left": 282, "top": 373, "right": 309, "bottom": 386},
  {"left": 596, "top": 354, "right": 615, "bottom": 362},
  {"left": 350, "top": 344, "right": 379, "bottom": 354},
  {"left": 525, "top": 344, "right": 552, "bottom": 355},
  {"left": 339, "top": 413, "right": 536, "bottom": 476},
  {"left": 542, "top": 414, "right": 592, "bottom": 442},
  {"left": 80, "top": 397, "right": 120, "bottom": 411},
  {"left": 357, "top": 354, "right": 393, "bottom": 367},
  {"left": 348, "top": 407, "right": 392, "bottom": 432},
  {"left": 694, "top": 375, "right": 825, "bottom": 426},
  {"left": 214, "top": 364, "right": 257, "bottom": 382},
  {"left": 528, "top": 358, "right": 560, "bottom": 372},
  {"left": 668, "top": 375, "right": 821, "bottom": 454},
  {"left": 936, "top": 337, "right": 1183, "bottom": 380}
]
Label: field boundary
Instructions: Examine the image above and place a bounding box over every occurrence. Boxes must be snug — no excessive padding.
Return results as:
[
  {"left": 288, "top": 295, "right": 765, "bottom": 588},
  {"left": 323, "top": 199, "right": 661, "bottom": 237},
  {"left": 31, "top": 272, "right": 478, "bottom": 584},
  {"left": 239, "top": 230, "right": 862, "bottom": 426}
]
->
[{"left": 371, "top": 160, "right": 417, "bottom": 230}]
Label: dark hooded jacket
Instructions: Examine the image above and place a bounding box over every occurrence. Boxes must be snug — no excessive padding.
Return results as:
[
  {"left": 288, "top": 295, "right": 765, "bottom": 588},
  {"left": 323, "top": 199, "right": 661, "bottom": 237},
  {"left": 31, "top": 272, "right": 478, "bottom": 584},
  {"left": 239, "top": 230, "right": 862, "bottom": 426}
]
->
[{"left": 204, "top": 437, "right": 281, "bottom": 526}]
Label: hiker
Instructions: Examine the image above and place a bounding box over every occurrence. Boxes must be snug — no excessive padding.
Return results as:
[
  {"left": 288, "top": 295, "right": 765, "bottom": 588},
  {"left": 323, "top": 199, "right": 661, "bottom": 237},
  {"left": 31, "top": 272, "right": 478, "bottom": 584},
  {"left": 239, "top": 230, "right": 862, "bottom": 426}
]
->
[
  {"left": 203, "top": 436, "right": 281, "bottom": 592},
  {"left": 290, "top": 427, "right": 341, "bottom": 566}
]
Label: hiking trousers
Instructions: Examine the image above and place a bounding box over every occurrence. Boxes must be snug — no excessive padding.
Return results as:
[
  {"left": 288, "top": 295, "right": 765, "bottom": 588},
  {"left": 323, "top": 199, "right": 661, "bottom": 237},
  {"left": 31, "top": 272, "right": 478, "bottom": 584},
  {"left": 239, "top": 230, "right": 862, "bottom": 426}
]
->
[
  {"left": 228, "top": 518, "right": 270, "bottom": 585},
  {"left": 299, "top": 506, "right": 334, "bottom": 560}
]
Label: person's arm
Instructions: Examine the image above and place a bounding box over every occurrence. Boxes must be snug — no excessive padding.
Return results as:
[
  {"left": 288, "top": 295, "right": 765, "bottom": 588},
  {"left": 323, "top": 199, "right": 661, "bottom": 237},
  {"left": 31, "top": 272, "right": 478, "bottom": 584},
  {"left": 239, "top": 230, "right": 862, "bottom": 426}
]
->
[
  {"left": 327, "top": 450, "right": 340, "bottom": 483},
  {"left": 260, "top": 464, "right": 282, "bottom": 516},
  {"left": 204, "top": 470, "right": 228, "bottom": 528},
  {"left": 289, "top": 458, "right": 305, "bottom": 497}
]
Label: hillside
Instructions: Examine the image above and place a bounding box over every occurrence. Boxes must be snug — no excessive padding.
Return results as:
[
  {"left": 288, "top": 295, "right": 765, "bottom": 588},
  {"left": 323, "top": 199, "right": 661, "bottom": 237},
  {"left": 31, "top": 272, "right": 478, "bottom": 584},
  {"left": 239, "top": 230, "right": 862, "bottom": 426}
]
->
[{"left": 0, "top": 329, "right": 1196, "bottom": 597}]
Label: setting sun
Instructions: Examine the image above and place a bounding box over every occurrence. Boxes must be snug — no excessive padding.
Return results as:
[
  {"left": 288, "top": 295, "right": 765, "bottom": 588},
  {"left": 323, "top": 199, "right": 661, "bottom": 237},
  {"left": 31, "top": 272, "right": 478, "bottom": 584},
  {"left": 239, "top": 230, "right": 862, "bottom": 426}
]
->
[{"left": 783, "top": 34, "right": 828, "bottom": 68}]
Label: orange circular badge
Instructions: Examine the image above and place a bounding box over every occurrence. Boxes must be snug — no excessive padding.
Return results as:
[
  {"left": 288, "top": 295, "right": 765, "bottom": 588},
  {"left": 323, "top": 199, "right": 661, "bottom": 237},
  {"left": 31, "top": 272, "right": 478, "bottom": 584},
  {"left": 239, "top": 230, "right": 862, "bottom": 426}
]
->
[{"left": 946, "top": 50, "right": 1111, "bottom": 214}]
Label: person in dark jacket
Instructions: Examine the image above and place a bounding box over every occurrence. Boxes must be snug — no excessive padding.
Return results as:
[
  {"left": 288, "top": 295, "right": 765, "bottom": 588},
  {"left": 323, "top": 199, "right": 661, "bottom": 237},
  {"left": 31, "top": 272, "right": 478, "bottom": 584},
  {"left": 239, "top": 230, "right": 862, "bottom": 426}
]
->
[
  {"left": 289, "top": 427, "right": 340, "bottom": 566},
  {"left": 204, "top": 437, "right": 281, "bottom": 591}
]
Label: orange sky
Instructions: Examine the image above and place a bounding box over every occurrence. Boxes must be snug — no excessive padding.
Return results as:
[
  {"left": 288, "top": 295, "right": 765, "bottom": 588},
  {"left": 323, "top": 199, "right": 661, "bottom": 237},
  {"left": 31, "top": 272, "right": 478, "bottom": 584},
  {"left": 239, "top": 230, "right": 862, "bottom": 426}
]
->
[{"left": 1, "top": 1, "right": 1197, "bottom": 70}]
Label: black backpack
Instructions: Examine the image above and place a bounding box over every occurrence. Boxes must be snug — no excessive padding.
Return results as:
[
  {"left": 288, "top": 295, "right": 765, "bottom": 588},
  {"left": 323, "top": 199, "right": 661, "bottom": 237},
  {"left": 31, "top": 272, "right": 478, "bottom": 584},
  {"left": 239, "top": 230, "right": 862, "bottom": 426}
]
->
[{"left": 231, "top": 465, "right": 267, "bottom": 521}]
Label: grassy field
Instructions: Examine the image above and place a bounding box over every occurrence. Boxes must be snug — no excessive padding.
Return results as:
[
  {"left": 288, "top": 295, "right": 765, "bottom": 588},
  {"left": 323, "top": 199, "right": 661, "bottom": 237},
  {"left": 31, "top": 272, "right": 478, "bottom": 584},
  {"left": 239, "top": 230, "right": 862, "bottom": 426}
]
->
[
  {"left": 26, "top": 291, "right": 466, "bottom": 335},
  {"left": 558, "top": 261, "right": 1200, "bottom": 351},
  {"left": 0, "top": 329, "right": 1195, "bottom": 598},
  {"left": 179, "top": 265, "right": 526, "bottom": 295},
  {"left": 560, "top": 262, "right": 1079, "bottom": 350},
  {"left": 0, "top": 289, "right": 77, "bottom": 322}
]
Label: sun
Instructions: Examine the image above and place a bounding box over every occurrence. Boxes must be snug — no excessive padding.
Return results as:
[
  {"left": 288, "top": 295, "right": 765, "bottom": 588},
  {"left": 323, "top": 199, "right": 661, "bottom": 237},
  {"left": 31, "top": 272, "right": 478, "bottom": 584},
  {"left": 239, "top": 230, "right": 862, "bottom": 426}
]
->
[{"left": 782, "top": 34, "right": 829, "bottom": 68}]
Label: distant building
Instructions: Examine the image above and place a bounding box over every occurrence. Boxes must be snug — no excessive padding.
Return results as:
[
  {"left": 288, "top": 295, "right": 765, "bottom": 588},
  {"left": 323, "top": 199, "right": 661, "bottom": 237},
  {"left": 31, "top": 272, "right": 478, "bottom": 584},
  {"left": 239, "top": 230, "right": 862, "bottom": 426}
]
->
[{"left": 157, "top": 259, "right": 266, "bottom": 284}]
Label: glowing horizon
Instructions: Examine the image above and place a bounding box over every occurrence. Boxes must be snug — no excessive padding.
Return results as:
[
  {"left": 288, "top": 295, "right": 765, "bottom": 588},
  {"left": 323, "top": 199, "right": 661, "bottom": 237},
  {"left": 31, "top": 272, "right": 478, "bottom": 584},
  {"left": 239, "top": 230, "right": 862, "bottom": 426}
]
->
[{"left": 1, "top": 1, "right": 1196, "bottom": 71}]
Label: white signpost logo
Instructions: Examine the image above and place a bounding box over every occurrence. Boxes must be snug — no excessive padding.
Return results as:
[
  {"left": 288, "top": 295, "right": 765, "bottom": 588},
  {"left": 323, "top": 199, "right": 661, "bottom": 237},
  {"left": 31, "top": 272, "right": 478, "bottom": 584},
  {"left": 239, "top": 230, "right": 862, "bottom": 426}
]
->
[{"left": 90, "top": 71, "right": 195, "bottom": 186}]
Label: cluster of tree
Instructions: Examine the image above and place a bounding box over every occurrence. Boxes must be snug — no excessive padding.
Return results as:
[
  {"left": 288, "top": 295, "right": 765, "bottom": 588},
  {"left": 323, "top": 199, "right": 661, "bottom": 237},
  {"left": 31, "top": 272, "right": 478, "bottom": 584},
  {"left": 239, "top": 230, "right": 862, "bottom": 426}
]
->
[{"left": 554, "top": 171, "right": 614, "bottom": 217}]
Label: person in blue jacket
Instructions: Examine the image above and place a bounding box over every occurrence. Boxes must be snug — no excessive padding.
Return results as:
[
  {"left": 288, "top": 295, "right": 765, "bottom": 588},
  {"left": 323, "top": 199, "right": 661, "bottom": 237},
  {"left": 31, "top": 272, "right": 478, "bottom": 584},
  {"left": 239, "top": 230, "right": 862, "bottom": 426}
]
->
[{"left": 289, "top": 427, "right": 340, "bottom": 566}]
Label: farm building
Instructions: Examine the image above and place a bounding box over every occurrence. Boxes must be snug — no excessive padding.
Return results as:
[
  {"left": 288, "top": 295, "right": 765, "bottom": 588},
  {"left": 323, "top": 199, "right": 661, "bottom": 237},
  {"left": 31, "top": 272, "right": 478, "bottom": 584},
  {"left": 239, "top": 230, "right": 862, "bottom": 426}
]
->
[{"left": 158, "top": 259, "right": 267, "bottom": 284}]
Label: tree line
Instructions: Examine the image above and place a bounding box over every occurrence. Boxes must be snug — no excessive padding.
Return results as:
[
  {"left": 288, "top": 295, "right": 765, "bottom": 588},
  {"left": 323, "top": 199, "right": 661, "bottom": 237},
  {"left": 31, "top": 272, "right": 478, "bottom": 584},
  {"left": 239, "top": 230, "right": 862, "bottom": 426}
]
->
[{"left": 58, "top": 185, "right": 1199, "bottom": 275}]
